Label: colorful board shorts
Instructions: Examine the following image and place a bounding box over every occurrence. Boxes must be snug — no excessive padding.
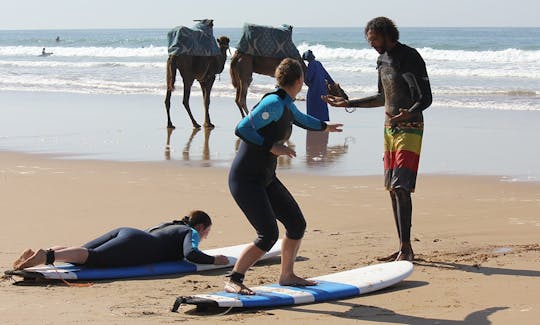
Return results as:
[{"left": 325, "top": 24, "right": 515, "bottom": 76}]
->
[{"left": 383, "top": 122, "right": 424, "bottom": 192}]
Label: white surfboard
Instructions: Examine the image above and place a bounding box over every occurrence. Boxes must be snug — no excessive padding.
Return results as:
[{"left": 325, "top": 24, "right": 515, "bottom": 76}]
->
[
  {"left": 173, "top": 261, "right": 413, "bottom": 310},
  {"left": 5, "top": 240, "right": 281, "bottom": 281}
]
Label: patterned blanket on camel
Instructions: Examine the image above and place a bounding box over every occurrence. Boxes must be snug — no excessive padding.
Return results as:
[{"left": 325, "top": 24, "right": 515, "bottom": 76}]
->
[
  {"left": 236, "top": 23, "right": 301, "bottom": 59},
  {"left": 167, "top": 19, "right": 221, "bottom": 57}
]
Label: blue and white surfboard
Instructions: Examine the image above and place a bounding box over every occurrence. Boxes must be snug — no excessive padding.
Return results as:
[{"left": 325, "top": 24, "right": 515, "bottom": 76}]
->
[
  {"left": 173, "top": 261, "right": 413, "bottom": 310},
  {"left": 6, "top": 241, "right": 281, "bottom": 281}
]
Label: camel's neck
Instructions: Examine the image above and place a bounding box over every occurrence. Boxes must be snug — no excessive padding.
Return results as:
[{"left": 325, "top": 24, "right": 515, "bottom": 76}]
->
[{"left": 216, "top": 48, "right": 228, "bottom": 74}]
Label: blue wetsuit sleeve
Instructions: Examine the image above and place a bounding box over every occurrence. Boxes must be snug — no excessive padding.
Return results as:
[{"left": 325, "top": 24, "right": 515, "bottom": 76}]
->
[
  {"left": 235, "top": 95, "right": 284, "bottom": 151},
  {"left": 289, "top": 102, "right": 327, "bottom": 131},
  {"left": 183, "top": 229, "right": 215, "bottom": 264}
]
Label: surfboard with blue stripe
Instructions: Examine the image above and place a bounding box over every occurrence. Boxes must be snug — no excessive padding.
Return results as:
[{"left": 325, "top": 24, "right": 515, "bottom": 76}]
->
[
  {"left": 173, "top": 261, "right": 413, "bottom": 310},
  {"left": 5, "top": 240, "right": 282, "bottom": 281}
]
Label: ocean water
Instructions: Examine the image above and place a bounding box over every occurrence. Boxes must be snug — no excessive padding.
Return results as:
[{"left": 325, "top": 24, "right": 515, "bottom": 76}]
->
[
  {"left": 1, "top": 27, "right": 539, "bottom": 111},
  {"left": 1, "top": 28, "right": 539, "bottom": 181}
]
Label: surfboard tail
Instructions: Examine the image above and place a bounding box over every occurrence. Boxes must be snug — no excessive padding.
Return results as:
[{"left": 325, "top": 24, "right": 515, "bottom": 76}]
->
[{"left": 172, "top": 296, "right": 219, "bottom": 312}]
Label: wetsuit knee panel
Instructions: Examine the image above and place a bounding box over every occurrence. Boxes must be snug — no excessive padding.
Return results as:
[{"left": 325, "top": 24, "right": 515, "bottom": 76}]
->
[
  {"left": 254, "top": 228, "right": 279, "bottom": 252},
  {"left": 285, "top": 218, "right": 306, "bottom": 240}
]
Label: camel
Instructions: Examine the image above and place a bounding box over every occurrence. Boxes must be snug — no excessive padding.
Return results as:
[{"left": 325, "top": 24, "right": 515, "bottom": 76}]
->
[
  {"left": 165, "top": 35, "right": 230, "bottom": 129},
  {"left": 230, "top": 52, "right": 349, "bottom": 117},
  {"left": 229, "top": 52, "right": 305, "bottom": 117}
]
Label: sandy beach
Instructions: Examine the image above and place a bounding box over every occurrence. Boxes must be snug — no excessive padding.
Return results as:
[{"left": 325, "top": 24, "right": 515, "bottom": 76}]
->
[{"left": 1, "top": 150, "right": 539, "bottom": 324}]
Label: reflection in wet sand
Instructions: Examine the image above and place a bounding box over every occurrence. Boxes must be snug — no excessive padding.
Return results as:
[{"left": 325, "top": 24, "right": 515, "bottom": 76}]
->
[
  {"left": 182, "top": 128, "right": 201, "bottom": 161},
  {"left": 164, "top": 127, "right": 174, "bottom": 160},
  {"left": 232, "top": 137, "right": 295, "bottom": 169},
  {"left": 165, "top": 128, "right": 214, "bottom": 165},
  {"left": 305, "top": 131, "right": 349, "bottom": 167},
  {"left": 165, "top": 129, "right": 348, "bottom": 170}
]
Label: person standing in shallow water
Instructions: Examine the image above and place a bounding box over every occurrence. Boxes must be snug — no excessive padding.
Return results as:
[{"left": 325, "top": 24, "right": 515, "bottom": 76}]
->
[
  {"left": 323, "top": 17, "right": 432, "bottom": 261},
  {"left": 302, "top": 49, "right": 335, "bottom": 121},
  {"left": 226, "top": 58, "right": 343, "bottom": 295}
]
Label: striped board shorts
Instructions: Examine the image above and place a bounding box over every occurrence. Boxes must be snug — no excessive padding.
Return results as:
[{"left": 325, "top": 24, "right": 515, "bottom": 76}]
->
[{"left": 383, "top": 122, "right": 424, "bottom": 192}]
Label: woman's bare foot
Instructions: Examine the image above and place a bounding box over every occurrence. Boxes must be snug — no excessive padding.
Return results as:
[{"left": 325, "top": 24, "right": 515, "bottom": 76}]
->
[
  {"left": 279, "top": 274, "right": 317, "bottom": 287},
  {"left": 377, "top": 251, "right": 400, "bottom": 262},
  {"left": 12, "top": 249, "right": 35, "bottom": 269},
  {"left": 14, "top": 249, "right": 47, "bottom": 270},
  {"left": 224, "top": 279, "right": 256, "bottom": 295}
]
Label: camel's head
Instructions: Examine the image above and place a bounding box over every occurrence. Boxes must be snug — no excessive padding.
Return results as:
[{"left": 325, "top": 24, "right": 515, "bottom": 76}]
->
[{"left": 216, "top": 36, "right": 230, "bottom": 51}]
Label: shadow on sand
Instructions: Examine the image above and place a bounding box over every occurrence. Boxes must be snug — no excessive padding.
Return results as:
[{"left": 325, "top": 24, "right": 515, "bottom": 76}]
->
[{"left": 414, "top": 258, "right": 540, "bottom": 278}]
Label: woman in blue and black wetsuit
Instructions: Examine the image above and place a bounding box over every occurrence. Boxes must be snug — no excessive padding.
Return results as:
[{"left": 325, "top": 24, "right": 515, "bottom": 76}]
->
[
  {"left": 13, "top": 210, "right": 229, "bottom": 269},
  {"left": 225, "top": 58, "right": 343, "bottom": 295}
]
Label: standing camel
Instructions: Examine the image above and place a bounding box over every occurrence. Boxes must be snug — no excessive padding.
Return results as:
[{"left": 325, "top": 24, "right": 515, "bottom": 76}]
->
[
  {"left": 229, "top": 54, "right": 347, "bottom": 118},
  {"left": 165, "top": 35, "right": 230, "bottom": 129},
  {"left": 229, "top": 53, "right": 306, "bottom": 117}
]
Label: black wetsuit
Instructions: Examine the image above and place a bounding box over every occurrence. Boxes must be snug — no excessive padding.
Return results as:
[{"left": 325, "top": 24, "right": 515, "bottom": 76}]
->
[
  {"left": 229, "top": 89, "right": 326, "bottom": 251},
  {"left": 348, "top": 42, "right": 432, "bottom": 123},
  {"left": 82, "top": 222, "right": 214, "bottom": 267}
]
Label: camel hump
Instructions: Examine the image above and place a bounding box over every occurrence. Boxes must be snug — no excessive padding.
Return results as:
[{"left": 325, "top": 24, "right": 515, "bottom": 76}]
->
[
  {"left": 167, "top": 19, "right": 221, "bottom": 57},
  {"left": 236, "top": 23, "right": 301, "bottom": 59}
]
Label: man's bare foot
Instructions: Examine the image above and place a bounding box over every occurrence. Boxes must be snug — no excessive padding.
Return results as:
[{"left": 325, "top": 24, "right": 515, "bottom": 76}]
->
[
  {"left": 377, "top": 251, "right": 399, "bottom": 262},
  {"left": 279, "top": 274, "right": 317, "bottom": 287},
  {"left": 14, "top": 249, "right": 47, "bottom": 270},
  {"left": 12, "top": 249, "right": 35, "bottom": 269},
  {"left": 224, "top": 279, "right": 256, "bottom": 295},
  {"left": 395, "top": 250, "right": 414, "bottom": 262}
]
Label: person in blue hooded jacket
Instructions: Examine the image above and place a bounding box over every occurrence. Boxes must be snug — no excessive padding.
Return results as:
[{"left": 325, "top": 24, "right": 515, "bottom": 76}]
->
[{"left": 302, "top": 50, "right": 335, "bottom": 121}]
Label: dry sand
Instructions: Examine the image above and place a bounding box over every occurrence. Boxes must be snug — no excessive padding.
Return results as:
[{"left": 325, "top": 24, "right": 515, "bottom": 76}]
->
[{"left": 0, "top": 151, "right": 539, "bottom": 324}]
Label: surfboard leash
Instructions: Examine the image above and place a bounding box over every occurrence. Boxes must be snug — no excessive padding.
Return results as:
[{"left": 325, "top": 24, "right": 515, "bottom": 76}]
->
[{"left": 50, "top": 264, "right": 94, "bottom": 288}]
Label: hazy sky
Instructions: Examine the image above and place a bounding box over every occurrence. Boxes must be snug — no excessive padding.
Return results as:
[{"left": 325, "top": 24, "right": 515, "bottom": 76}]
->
[{"left": 2, "top": 0, "right": 539, "bottom": 30}]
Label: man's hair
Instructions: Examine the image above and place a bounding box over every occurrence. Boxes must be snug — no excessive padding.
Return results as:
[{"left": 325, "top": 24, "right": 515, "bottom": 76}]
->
[
  {"left": 364, "top": 17, "right": 399, "bottom": 42},
  {"left": 275, "top": 58, "right": 303, "bottom": 88}
]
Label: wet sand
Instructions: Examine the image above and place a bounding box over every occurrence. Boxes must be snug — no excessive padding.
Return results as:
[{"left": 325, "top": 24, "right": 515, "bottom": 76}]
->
[
  {"left": 1, "top": 151, "right": 539, "bottom": 324},
  {"left": 1, "top": 91, "right": 540, "bottom": 181}
]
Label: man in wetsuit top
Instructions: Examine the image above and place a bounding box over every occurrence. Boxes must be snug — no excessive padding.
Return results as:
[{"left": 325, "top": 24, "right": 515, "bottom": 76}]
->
[{"left": 323, "top": 17, "right": 432, "bottom": 261}]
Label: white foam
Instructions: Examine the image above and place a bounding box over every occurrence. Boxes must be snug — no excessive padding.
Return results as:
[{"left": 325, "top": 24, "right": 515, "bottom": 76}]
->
[
  {"left": 0, "top": 45, "right": 168, "bottom": 58},
  {"left": 297, "top": 43, "right": 540, "bottom": 64}
]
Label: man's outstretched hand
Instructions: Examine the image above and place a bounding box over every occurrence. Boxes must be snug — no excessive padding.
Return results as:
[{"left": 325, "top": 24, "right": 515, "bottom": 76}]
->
[{"left": 322, "top": 95, "right": 348, "bottom": 107}]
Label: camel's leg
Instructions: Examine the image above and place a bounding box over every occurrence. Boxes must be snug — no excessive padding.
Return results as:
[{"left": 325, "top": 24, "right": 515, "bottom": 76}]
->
[
  {"left": 165, "top": 56, "right": 177, "bottom": 129},
  {"left": 239, "top": 75, "right": 252, "bottom": 117},
  {"left": 233, "top": 81, "right": 245, "bottom": 118},
  {"left": 182, "top": 78, "right": 201, "bottom": 129},
  {"left": 164, "top": 90, "right": 175, "bottom": 129},
  {"left": 200, "top": 76, "right": 216, "bottom": 129}
]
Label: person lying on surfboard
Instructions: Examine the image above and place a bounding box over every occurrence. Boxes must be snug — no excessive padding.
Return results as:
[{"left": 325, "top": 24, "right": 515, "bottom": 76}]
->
[{"left": 13, "top": 210, "right": 229, "bottom": 270}]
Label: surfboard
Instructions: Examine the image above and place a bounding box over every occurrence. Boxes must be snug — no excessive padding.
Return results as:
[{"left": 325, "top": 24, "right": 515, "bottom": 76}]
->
[
  {"left": 172, "top": 261, "right": 413, "bottom": 311},
  {"left": 5, "top": 240, "right": 281, "bottom": 281}
]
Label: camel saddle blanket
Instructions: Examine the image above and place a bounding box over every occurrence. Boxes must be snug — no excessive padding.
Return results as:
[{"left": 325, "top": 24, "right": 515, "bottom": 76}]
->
[
  {"left": 167, "top": 19, "right": 221, "bottom": 56},
  {"left": 236, "top": 23, "right": 301, "bottom": 59}
]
